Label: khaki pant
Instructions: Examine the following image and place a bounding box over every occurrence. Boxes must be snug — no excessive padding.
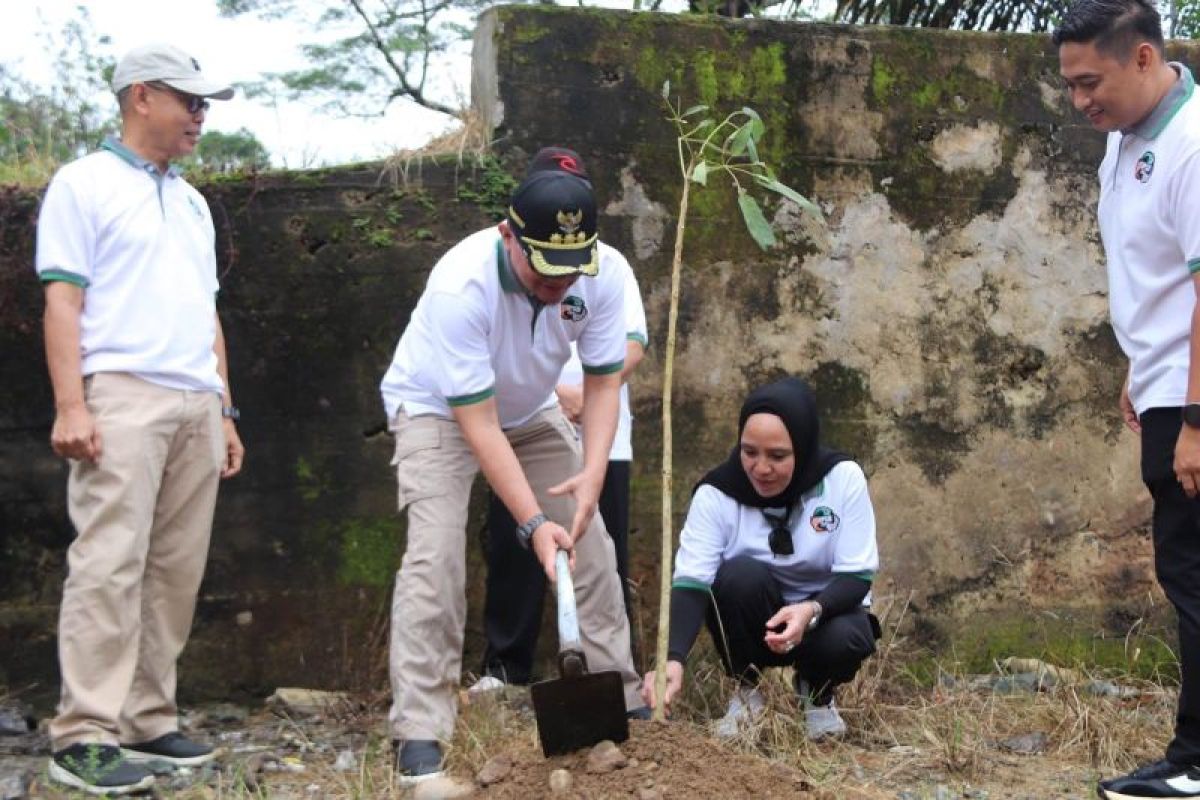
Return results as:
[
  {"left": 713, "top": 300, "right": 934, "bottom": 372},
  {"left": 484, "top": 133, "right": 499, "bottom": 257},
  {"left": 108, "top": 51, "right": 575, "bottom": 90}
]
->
[
  {"left": 50, "top": 373, "right": 223, "bottom": 749},
  {"left": 388, "top": 407, "right": 641, "bottom": 742}
]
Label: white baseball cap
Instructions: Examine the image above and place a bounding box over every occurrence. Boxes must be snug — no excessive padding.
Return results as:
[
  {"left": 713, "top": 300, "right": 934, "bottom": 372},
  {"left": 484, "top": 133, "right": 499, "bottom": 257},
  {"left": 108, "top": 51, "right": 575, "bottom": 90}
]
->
[{"left": 111, "top": 43, "right": 234, "bottom": 99}]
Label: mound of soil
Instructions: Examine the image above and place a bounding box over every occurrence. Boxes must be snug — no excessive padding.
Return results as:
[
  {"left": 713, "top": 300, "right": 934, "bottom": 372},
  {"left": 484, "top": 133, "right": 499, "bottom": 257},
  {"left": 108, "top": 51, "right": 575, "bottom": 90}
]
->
[{"left": 473, "top": 720, "right": 875, "bottom": 799}]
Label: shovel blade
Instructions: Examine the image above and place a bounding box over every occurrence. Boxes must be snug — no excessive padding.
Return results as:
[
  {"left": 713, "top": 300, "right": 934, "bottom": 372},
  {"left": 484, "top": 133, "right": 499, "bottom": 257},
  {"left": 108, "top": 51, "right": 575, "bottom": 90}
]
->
[{"left": 531, "top": 670, "right": 629, "bottom": 756}]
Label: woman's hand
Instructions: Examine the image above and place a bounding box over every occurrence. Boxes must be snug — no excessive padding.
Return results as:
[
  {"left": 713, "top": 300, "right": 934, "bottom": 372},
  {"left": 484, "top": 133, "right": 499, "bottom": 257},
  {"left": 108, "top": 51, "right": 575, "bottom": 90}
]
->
[
  {"left": 764, "top": 602, "right": 818, "bottom": 654},
  {"left": 641, "top": 661, "right": 684, "bottom": 715}
]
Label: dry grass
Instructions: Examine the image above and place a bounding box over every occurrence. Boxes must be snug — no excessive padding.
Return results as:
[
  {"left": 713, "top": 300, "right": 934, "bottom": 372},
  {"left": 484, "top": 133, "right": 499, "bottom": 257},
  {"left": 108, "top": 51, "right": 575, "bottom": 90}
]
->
[
  {"left": 25, "top": 600, "right": 1182, "bottom": 798},
  {"left": 375, "top": 107, "right": 492, "bottom": 189}
]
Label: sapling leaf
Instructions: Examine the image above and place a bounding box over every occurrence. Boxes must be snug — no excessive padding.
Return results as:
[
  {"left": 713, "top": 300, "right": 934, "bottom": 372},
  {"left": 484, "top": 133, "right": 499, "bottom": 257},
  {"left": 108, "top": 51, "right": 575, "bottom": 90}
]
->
[
  {"left": 690, "top": 161, "right": 709, "bottom": 185},
  {"left": 754, "top": 174, "right": 823, "bottom": 219},
  {"left": 737, "top": 190, "right": 776, "bottom": 249}
]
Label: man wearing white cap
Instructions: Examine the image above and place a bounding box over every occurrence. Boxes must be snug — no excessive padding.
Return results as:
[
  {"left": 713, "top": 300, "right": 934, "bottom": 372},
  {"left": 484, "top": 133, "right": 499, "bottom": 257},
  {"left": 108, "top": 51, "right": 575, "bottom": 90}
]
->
[{"left": 35, "top": 42, "right": 242, "bottom": 795}]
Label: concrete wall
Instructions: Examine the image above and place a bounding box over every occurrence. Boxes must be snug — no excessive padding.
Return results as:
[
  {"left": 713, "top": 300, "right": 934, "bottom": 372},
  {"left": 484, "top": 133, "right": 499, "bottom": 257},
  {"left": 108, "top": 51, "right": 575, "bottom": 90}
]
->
[{"left": 3, "top": 7, "right": 1197, "bottom": 699}]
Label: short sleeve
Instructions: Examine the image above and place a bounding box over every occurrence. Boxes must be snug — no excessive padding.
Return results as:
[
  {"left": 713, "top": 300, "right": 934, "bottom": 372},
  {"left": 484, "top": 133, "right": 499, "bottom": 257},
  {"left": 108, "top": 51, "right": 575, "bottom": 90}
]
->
[
  {"left": 672, "top": 485, "right": 734, "bottom": 588},
  {"left": 425, "top": 290, "right": 495, "bottom": 406},
  {"left": 1170, "top": 149, "right": 1200, "bottom": 274},
  {"left": 828, "top": 463, "right": 879, "bottom": 578},
  {"left": 35, "top": 170, "right": 96, "bottom": 288},
  {"left": 620, "top": 256, "right": 648, "bottom": 348},
  {"left": 576, "top": 270, "right": 626, "bottom": 375}
]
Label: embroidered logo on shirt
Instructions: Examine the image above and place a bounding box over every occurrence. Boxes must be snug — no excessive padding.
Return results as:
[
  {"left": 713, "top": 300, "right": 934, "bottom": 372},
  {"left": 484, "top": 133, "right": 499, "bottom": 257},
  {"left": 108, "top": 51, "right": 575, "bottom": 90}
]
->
[
  {"left": 810, "top": 506, "right": 840, "bottom": 533},
  {"left": 1135, "top": 151, "right": 1155, "bottom": 183},
  {"left": 560, "top": 295, "right": 588, "bottom": 322}
]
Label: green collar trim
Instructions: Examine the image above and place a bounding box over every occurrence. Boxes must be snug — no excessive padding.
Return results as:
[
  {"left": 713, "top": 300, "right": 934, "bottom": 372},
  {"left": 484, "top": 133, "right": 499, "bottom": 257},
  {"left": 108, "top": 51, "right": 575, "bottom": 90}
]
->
[
  {"left": 495, "top": 239, "right": 523, "bottom": 295},
  {"left": 1129, "top": 63, "right": 1195, "bottom": 141},
  {"left": 101, "top": 136, "right": 179, "bottom": 177}
]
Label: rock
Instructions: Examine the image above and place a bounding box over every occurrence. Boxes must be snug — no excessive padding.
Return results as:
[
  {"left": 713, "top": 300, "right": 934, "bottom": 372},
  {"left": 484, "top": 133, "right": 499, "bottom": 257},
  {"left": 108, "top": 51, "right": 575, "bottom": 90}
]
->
[
  {"left": 205, "top": 703, "right": 250, "bottom": 724},
  {"left": 549, "top": 768, "right": 573, "bottom": 793},
  {"left": 586, "top": 739, "right": 628, "bottom": 773},
  {"left": 998, "top": 731, "right": 1049, "bottom": 755},
  {"left": 333, "top": 748, "right": 357, "bottom": 772},
  {"left": 476, "top": 754, "right": 512, "bottom": 786},
  {"left": 0, "top": 706, "right": 31, "bottom": 736},
  {"left": 413, "top": 776, "right": 475, "bottom": 799},
  {"left": 267, "top": 687, "right": 351, "bottom": 716},
  {"left": 236, "top": 610, "right": 254, "bottom": 626},
  {"left": 0, "top": 767, "right": 31, "bottom": 800},
  {"left": 638, "top": 789, "right": 662, "bottom": 800},
  {"left": 1085, "top": 679, "right": 1140, "bottom": 699}
]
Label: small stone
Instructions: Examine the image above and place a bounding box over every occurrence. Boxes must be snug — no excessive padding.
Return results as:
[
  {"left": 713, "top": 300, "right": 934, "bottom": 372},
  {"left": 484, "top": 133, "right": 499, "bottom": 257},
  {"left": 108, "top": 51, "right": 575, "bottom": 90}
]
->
[
  {"left": 585, "top": 739, "right": 627, "bottom": 774},
  {"left": 206, "top": 703, "right": 250, "bottom": 724},
  {"left": 0, "top": 768, "right": 32, "bottom": 800},
  {"left": 638, "top": 789, "right": 662, "bottom": 800},
  {"left": 998, "top": 731, "right": 1049, "bottom": 755},
  {"left": 934, "top": 785, "right": 954, "bottom": 800},
  {"left": 476, "top": 754, "right": 512, "bottom": 786},
  {"left": 549, "top": 768, "right": 573, "bottom": 793},
  {"left": 414, "top": 776, "right": 475, "bottom": 799},
  {"left": 333, "top": 749, "right": 357, "bottom": 772},
  {"left": 628, "top": 757, "right": 639, "bottom": 768},
  {"left": 888, "top": 745, "right": 920, "bottom": 757},
  {"left": 0, "top": 706, "right": 31, "bottom": 736},
  {"left": 642, "top": 760, "right": 658, "bottom": 771},
  {"left": 267, "top": 687, "right": 351, "bottom": 716},
  {"left": 236, "top": 610, "right": 254, "bottom": 627}
]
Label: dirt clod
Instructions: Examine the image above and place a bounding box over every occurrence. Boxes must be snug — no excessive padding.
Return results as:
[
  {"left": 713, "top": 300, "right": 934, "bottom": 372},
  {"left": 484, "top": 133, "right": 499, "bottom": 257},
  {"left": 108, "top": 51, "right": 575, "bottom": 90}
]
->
[
  {"left": 477, "top": 754, "right": 513, "bottom": 786},
  {"left": 585, "top": 740, "right": 628, "bottom": 774},
  {"left": 414, "top": 775, "right": 476, "bottom": 799},
  {"left": 548, "top": 768, "right": 572, "bottom": 793}
]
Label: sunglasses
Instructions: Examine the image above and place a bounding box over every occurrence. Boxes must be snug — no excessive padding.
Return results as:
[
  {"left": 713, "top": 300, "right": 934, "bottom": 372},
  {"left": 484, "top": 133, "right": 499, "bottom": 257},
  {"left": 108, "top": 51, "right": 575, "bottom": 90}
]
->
[
  {"left": 145, "top": 82, "right": 210, "bottom": 114},
  {"left": 763, "top": 509, "right": 793, "bottom": 557}
]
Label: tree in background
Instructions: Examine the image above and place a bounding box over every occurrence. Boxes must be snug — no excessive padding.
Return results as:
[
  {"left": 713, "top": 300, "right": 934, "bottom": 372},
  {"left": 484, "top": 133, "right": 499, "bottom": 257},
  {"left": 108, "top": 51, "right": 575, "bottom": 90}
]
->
[
  {"left": 0, "top": 7, "right": 118, "bottom": 184},
  {"left": 188, "top": 128, "right": 272, "bottom": 173},
  {"left": 828, "top": 0, "right": 1196, "bottom": 34},
  {"left": 217, "top": 0, "right": 489, "bottom": 119}
]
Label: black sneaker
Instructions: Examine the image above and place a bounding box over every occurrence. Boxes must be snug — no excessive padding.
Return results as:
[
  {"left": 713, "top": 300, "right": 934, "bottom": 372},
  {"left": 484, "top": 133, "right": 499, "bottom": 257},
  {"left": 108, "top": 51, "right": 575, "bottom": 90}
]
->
[
  {"left": 121, "top": 732, "right": 215, "bottom": 767},
  {"left": 1098, "top": 759, "right": 1200, "bottom": 799},
  {"left": 48, "top": 743, "right": 156, "bottom": 796},
  {"left": 396, "top": 739, "right": 444, "bottom": 785}
]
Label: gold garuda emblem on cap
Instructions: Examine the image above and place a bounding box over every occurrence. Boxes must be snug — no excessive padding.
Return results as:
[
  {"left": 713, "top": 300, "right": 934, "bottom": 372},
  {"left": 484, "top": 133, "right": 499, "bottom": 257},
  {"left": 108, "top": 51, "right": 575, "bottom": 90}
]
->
[{"left": 550, "top": 208, "right": 588, "bottom": 245}]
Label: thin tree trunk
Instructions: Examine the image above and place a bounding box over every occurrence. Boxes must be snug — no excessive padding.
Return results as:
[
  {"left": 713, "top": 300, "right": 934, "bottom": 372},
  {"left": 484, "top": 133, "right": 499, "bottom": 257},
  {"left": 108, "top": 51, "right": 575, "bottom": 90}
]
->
[{"left": 653, "top": 177, "right": 691, "bottom": 722}]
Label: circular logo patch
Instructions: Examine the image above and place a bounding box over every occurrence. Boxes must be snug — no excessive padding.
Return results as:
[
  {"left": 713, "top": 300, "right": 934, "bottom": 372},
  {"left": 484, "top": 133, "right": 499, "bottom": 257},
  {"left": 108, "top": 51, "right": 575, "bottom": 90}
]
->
[{"left": 810, "top": 506, "right": 840, "bottom": 533}]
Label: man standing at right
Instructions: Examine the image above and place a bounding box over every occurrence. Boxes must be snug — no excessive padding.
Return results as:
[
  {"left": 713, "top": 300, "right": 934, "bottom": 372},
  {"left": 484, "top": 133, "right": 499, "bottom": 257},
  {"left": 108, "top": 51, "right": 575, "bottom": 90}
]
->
[{"left": 1057, "top": 2, "right": 1200, "bottom": 798}]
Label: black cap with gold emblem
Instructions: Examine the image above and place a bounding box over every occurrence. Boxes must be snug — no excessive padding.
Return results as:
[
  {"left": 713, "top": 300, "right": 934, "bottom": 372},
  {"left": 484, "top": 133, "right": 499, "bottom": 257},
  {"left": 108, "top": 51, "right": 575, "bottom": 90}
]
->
[{"left": 507, "top": 171, "right": 599, "bottom": 278}]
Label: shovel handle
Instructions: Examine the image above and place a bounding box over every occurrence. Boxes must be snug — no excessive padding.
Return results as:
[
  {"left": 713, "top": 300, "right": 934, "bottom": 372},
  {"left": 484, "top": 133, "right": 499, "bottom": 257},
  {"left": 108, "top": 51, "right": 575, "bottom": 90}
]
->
[{"left": 554, "top": 550, "right": 581, "bottom": 649}]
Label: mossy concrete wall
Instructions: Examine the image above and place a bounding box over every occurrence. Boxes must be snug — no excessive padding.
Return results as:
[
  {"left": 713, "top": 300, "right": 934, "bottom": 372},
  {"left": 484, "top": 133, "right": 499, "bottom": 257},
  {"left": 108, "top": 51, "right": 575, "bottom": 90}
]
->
[
  {"left": 475, "top": 7, "right": 1200, "bottom": 657},
  {"left": 3, "top": 8, "right": 1197, "bottom": 700}
]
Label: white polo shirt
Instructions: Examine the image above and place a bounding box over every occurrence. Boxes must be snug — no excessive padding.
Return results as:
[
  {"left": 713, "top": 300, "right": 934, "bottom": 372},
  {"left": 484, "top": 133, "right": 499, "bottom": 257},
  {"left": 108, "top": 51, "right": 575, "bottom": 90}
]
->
[
  {"left": 672, "top": 461, "right": 879, "bottom": 605},
  {"left": 35, "top": 138, "right": 223, "bottom": 395},
  {"left": 557, "top": 254, "right": 648, "bottom": 461},
  {"left": 1098, "top": 63, "right": 1200, "bottom": 415},
  {"left": 380, "top": 227, "right": 627, "bottom": 429}
]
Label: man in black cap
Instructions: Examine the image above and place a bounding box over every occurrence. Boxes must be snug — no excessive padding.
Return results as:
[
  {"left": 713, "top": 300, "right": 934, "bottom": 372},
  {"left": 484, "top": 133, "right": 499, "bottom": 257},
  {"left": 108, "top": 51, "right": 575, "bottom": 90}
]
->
[{"left": 379, "top": 149, "right": 647, "bottom": 784}]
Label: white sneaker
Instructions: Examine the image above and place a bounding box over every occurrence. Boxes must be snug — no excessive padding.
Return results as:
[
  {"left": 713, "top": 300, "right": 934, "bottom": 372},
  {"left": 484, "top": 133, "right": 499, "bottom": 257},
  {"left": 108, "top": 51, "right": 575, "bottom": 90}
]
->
[
  {"left": 714, "top": 686, "right": 766, "bottom": 740},
  {"left": 466, "top": 675, "right": 506, "bottom": 696},
  {"left": 804, "top": 699, "right": 847, "bottom": 740}
]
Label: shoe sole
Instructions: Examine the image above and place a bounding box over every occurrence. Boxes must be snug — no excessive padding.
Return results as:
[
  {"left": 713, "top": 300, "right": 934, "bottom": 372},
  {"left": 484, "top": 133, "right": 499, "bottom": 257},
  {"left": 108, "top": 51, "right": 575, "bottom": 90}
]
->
[
  {"left": 397, "top": 769, "right": 446, "bottom": 787},
  {"left": 47, "top": 760, "right": 156, "bottom": 796},
  {"left": 1096, "top": 791, "right": 1198, "bottom": 800},
  {"left": 120, "top": 747, "right": 216, "bottom": 767}
]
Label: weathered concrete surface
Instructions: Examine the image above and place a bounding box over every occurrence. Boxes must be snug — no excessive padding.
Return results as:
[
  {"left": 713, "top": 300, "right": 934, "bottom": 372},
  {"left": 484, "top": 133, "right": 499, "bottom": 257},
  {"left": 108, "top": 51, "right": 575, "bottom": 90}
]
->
[{"left": 3, "top": 9, "right": 1197, "bottom": 700}]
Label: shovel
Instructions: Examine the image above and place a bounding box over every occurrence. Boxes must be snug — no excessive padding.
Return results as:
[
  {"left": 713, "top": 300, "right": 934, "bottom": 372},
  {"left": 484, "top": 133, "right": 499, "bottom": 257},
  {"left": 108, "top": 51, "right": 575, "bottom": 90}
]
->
[{"left": 531, "top": 550, "right": 630, "bottom": 757}]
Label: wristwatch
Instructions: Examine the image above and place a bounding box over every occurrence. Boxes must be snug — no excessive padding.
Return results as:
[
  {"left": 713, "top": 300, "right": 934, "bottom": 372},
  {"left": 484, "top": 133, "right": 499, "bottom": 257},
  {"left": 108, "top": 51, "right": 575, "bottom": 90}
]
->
[
  {"left": 806, "top": 600, "right": 823, "bottom": 630},
  {"left": 221, "top": 405, "right": 241, "bottom": 421},
  {"left": 516, "top": 512, "right": 548, "bottom": 549},
  {"left": 1183, "top": 403, "right": 1200, "bottom": 429}
]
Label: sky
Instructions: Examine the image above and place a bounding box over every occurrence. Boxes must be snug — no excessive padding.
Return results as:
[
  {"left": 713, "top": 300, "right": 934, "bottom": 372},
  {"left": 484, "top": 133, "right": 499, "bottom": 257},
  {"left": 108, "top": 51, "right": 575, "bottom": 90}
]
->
[{"left": 2, "top": 1, "right": 473, "bottom": 168}]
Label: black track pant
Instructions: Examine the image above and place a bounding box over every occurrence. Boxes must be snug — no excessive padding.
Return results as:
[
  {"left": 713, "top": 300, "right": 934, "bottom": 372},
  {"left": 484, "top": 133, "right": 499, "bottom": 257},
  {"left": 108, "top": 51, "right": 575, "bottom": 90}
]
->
[
  {"left": 706, "top": 555, "right": 877, "bottom": 703},
  {"left": 1141, "top": 408, "right": 1200, "bottom": 765},
  {"left": 480, "top": 461, "right": 632, "bottom": 684}
]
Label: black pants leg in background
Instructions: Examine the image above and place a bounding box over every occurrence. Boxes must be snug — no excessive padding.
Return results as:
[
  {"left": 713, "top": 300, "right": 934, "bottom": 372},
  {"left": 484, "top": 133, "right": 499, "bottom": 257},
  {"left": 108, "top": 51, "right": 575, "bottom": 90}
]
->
[
  {"left": 480, "top": 498, "right": 545, "bottom": 684},
  {"left": 705, "top": 555, "right": 876, "bottom": 701},
  {"left": 480, "top": 460, "right": 631, "bottom": 684},
  {"left": 1140, "top": 408, "right": 1200, "bottom": 765}
]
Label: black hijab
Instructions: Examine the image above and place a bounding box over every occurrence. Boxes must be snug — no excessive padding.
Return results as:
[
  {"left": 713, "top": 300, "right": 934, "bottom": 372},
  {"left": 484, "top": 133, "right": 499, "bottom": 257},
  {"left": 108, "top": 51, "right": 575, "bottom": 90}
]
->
[{"left": 695, "top": 376, "right": 850, "bottom": 510}]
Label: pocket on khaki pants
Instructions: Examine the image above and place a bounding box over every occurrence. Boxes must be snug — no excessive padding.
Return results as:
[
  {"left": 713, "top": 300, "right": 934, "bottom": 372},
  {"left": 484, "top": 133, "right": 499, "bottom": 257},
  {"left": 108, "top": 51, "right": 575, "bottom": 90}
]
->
[{"left": 391, "top": 422, "right": 442, "bottom": 510}]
